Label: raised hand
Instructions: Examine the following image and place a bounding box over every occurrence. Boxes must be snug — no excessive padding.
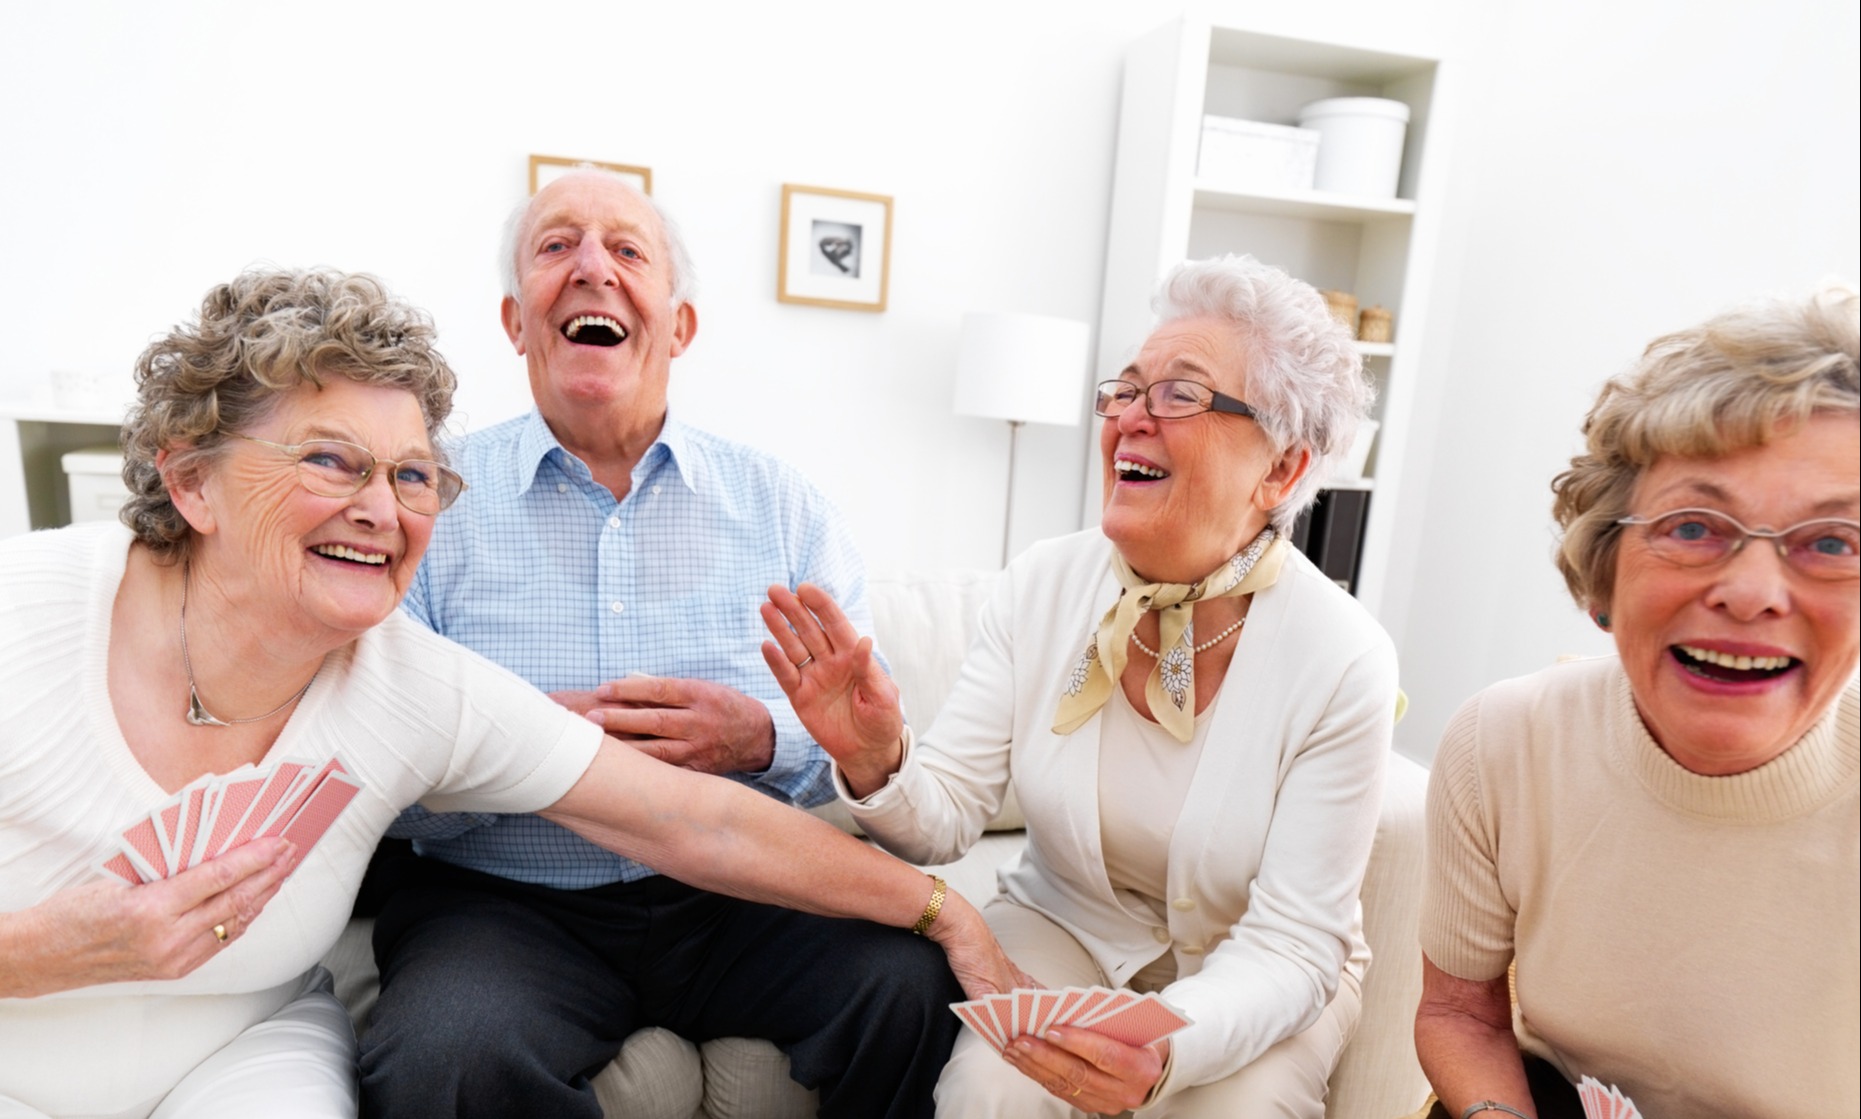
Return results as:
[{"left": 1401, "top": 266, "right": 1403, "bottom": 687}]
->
[
  {"left": 1002, "top": 1020, "right": 1168, "bottom": 1114},
  {"left": 1, "top": 836, "right": 296, "bottom": 998},
  {"left": 560, "top": 675, "right": 776, "bottom": 776},
  {"left": 760, "top": 583, "right": 905, "bottom": 796}
]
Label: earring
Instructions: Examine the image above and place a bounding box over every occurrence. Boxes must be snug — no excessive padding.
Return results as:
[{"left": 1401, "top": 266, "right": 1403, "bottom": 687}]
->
[{"left": 1593, "top": 612, "right": 1611, "bottom": 631}]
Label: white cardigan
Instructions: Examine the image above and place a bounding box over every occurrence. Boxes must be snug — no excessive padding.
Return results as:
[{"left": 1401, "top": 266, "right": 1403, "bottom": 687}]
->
[{"left": 844, "top": 528, "right": 1397, "bottom": 1093}]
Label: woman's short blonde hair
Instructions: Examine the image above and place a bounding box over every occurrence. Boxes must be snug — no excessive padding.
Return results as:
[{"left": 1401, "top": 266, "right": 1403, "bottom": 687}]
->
[
  {"left": 121, "top": 268, "right": 457, "bottom": 561},
  {"left": 1551, "top": 281, "right": 1860, "bottom": 610}
]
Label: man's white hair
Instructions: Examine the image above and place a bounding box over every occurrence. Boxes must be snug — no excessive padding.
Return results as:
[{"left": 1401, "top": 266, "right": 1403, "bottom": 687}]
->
[
  {"left": 498, "top": 167, "right": 698, "bottom": 309},
  {"left": 1151, "top": 254, "right": 1375, "bottom": 534}
]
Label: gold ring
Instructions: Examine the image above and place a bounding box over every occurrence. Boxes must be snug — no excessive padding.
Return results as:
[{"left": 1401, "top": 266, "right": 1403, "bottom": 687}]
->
[
  {"left": 212, "top": 923, "right": 229, "bottom": 944},
  {"left": 796, "top": 656, "right": 814, "bottom": 669},
  {"left": 1070, "top": 1085, "right": 1083, "bottom": 1098}
]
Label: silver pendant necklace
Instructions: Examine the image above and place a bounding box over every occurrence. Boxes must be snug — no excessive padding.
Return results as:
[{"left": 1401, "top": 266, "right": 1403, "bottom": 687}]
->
[{"left": 180, "top": 561, "right": 317, "bottom": 727}]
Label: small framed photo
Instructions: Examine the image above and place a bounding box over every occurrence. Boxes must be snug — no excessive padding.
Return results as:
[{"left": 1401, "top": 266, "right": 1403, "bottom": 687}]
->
[
  {"left": 529, "top": 154, "right": 652, "bottom": 196},
  {"left": 777, "top": 184, "right": 893, "bottom": 312}
]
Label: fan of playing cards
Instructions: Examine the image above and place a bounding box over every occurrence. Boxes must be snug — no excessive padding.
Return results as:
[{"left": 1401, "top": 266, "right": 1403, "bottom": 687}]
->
[
  {"left": 1577, "top": 1075, "right": 1643, "bottom": 1119},
  {"left": 96, "top": 756, "right": 362, "bottom": 886},
  {"left": 951, "top": 986, "right": 1192, "bottom": 1052}
]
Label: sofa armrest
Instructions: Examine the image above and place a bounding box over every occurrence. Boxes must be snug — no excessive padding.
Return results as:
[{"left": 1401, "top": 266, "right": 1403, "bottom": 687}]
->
[{"left": 1327, "top": 751, "right": 1431, "bottom": 1119}]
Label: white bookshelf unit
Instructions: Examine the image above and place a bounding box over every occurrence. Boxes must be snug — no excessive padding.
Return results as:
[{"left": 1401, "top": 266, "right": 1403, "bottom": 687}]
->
[{"left": 1087, "top": 17, "right": 1450, "bottom": 619}]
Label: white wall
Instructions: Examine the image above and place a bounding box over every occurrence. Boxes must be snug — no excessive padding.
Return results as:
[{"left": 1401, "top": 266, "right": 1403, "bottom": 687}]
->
[
  {"left": 1381, "top": 0, "right": 1861, "bottom": 760},
  {"left": 4, "top": 1, "right": 1856, "bottom": 765}
]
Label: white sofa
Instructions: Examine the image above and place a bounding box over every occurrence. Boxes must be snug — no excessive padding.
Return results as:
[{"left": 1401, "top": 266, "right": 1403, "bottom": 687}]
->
[{"left": 321, "top": 569, "right": 1431, "bottom": 1118}]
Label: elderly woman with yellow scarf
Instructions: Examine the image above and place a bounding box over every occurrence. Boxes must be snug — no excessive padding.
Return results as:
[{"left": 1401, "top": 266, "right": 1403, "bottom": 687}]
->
[{"left": 762, "top": 254, "right": 1397, "bottom": 1118}]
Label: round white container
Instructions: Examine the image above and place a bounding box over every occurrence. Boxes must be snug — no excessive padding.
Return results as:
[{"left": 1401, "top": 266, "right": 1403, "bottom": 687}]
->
[{"left": 1297, "top": 97, "right": 1410, "bottom": 198}]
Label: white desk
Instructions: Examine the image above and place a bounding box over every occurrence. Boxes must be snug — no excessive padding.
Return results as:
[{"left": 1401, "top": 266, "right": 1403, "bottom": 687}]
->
[{"left": 0, "top": 397, "right": 133, "bottom": 538}]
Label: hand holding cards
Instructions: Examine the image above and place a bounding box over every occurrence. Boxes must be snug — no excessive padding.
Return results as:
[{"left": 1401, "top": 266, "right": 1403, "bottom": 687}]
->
[
  {"left": 96, "top": 756, "right": 362, "bottom": 885},
  {"left": 951, "top": 986, "right": 1192, "bottom": 1052},
  {"left": 1577, "top": 1076, "right": 1643, "bottom": 1119}
]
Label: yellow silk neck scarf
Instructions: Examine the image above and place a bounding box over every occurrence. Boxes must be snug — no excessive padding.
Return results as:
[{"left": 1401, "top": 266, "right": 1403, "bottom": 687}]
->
[{"left": 1054, "top": 531, "right": 1288, "bottom": 743}]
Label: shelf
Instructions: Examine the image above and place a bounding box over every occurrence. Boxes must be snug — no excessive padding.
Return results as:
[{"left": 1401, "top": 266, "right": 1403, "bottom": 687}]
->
[
  {"left": 1353, "top": 341, "right": 1394, "bottom": 357},
  {"left": 0, "top": 396, "right": 133, "bottom": 426},
  {"left": 1192, "top": 181, "right": 1416, "bottom": 222},
  {"left": 1320, "top": 476, "right": 1375, "bottom": 492}
]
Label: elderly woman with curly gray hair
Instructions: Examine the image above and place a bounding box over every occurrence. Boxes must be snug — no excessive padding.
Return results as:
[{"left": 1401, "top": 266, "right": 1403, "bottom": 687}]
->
[
  {"left": 0, "top": 268, "right": 1020, "bottom": 1119},
  {"left": 1415, "top": 283, "right": 1859, "bottom": 1119},
  {"left": 762, "top": 254, "right": 1397, "bottom": 1117}
]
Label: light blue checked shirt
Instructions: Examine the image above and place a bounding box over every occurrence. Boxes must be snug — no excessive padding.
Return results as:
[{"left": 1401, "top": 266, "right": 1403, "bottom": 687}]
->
[{"left": 390, "top": 409, "right": 871, "bottom": 888}]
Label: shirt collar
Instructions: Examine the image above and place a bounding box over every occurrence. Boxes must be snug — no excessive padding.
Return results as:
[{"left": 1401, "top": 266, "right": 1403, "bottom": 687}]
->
[{"left": 511, "top": 407, "right": 701, "bottom": 497}]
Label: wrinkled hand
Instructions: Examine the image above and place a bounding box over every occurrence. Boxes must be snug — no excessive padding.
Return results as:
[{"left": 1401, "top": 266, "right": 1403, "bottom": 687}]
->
[
  {"left": 760, "top": 583, "right": 904, "bottom": 795},
  {"left": 1003, "top": 1022, "right": 1168, "bottom": 1114},
  {"left": 6, "top": 837, "right": 295, "bottom": 998},
  {"left": 554, "top": 677, "right": 776, "bottom": 776},
  {"left": 923, "top": 888, "right": 1038, "bottom": 1001}
]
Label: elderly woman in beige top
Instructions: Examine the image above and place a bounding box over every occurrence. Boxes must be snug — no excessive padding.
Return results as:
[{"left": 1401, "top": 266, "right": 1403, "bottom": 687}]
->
[
  {"left": 1415, "top": 283, "right": 1859, "bottom": 1119},
  {"left": 762, "top": 254, "right": 1397, "bottom": 1117}
]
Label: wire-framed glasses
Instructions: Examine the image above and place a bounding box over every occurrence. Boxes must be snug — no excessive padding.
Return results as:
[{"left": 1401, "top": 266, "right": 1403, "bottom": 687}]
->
[
  {"left": 1616, "top": 507, "right": 1860, "bottom": 580},
  {"left": 232, "top": 434, "right": 466, "bottom": 515},
  {"left": 1093, "top": 379, "right": 1263, "bottom": 422}
]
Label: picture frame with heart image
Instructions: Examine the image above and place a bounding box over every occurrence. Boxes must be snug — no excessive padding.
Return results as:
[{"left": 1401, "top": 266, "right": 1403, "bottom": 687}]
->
[{"left": 778, "top": 183, "right": 893, "bottom": 312}]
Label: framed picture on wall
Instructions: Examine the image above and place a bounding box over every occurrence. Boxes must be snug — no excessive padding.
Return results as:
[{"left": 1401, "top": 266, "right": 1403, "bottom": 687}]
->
[
  {"left": 777, "top": 184, "right": 892, "bottom": 312},
  {"left": 529, "top": 154, "right": 652, "bottom": 196}
]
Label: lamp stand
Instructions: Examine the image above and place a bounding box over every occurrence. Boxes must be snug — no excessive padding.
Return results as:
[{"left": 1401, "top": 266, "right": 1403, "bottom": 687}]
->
[{"left": 1000, "top": 419, "right": 1024, "bottom": 568}]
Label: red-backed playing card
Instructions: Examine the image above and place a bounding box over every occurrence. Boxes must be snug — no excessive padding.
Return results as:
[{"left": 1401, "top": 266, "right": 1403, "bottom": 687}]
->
[{"left": 1075, "top": 993, "right": 1191, "bottom": 1048}]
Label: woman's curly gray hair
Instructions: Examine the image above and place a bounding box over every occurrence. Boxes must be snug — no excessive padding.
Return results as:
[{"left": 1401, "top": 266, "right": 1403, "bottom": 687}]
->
[
  {"left": 120, "top": 268, "right": 458, "bottom": 561},
  {"left": 1551, "top": 280, "right": 1860, "bottom": 611},
  {"left": 1152, "top": 255, "right": 1374, "bottom": 534}
]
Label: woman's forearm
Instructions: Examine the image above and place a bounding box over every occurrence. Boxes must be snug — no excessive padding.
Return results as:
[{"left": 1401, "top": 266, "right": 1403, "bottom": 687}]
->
[
  {"left": 1415, "top": 957, "right": 1537, "bottom": 1118},
  {"left": 543, "top": 742, "right": 935, "bottom": 929}
]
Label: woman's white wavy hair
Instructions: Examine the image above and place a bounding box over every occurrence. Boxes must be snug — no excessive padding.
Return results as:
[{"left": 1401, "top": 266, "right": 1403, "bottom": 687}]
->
[{"left": 1152, "top": 255, "right": 1374, "bottom": 533}]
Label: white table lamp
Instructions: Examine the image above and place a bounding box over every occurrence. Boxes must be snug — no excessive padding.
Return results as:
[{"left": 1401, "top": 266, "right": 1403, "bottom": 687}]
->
[{"left": 953, "top": 311, "right": 1092, "bottom": 566}]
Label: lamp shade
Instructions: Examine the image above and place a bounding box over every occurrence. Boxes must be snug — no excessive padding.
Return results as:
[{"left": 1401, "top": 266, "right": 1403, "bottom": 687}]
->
[{"left": 953, "top": 312, "right": 1091, "bottom": 427}]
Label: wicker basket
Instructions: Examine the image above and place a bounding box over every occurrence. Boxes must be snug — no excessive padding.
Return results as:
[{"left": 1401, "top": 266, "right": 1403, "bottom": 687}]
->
[
  {"left": 1320, "top": 289, "right": 1359, "bottom": 335},
  {"left": 1359, "top": 305, "right": 1394, "bottom": 343}
]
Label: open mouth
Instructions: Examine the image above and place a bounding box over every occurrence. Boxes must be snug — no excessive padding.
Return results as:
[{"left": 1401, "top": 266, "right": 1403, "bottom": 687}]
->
[
  {"left": 1671, "top": 644, "right": 1798, "bottom": 684},
  {"left": 563, "top": 315, "right": 628, "bottom": 347},
  {"left": 312, "top": 544, "right": 389, "bottom": 567},
  {"left": 1115, "top": 457, "right": 1168, "bottom": 483}
]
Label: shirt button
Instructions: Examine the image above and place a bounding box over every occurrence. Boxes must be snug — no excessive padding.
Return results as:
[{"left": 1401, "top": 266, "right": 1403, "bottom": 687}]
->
[
  {"left": 557, "top": 483, "right": 568, "bottom": 493},
  {"left": 1180, "top": 944, "right": 1205, "bottom": 956},
  {"left": 651, "top": 484, "right": 662, "bottom": 495},
  {"left": 1151, "top": 927, "right": 1170, "bottom": 944},
  {"left": 610, "top": 601, "right": 624, "bottom": 614},
  {"left": 1172, "top": 898, "right": 1196, "bottom": 911},
  {"left": 607, "top": 516, "right": 621, "bottom": 529}
]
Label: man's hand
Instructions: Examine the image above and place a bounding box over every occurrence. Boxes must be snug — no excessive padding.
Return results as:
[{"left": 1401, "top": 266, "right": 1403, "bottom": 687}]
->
[{"left": 552, "top": 676, "right": 777, "bottom": 776}]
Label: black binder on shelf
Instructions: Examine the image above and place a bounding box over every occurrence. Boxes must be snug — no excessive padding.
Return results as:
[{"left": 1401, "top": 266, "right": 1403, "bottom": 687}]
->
[{"left": 1288, "top": 487, "right": 1371, "bottom": 594}]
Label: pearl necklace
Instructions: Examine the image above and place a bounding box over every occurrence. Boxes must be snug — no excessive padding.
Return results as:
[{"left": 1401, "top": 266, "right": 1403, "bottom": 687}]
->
[
  {"left": 1129, "top": 615, "right": 1246, "bottom": 660},
  {"left": 180, "top": 562, "right": 317, "bottom": 727}
]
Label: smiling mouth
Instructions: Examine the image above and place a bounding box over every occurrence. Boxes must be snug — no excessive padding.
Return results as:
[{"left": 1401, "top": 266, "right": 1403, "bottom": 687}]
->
[
  {"left": 563, "top": 315, "right": 628, "bottom": 347},
  {"left": 1671, "top": 644, "right": 1799, "bottom": 683},
  {"left": 1115, "top": 457, "right": 1168, "bottom": 483},
  {"left": 312, "top": 544, "right": 389, "bottom": 567}
]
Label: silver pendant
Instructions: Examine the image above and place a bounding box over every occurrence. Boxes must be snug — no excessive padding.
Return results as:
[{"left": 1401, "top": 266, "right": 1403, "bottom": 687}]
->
[{"left": 186, "top": 685, "right": 232, "bottom": 727}]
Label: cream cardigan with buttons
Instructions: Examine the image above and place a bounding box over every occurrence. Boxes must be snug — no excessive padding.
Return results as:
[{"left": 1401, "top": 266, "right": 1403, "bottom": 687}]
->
[{"left": 842, "top": 528, "right": 1397, "bottom": 1097}]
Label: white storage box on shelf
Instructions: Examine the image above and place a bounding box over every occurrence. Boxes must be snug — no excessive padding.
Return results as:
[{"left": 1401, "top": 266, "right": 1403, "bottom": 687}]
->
[
  {"left": 61, "top": 446, "right": 129, "bottom": 524},
  {"left": 1197, "top": 115, "right": 1319, "bottom": 193},
  {"left": 1298, "top": 97, "right": 1411, "bottom": 198}
]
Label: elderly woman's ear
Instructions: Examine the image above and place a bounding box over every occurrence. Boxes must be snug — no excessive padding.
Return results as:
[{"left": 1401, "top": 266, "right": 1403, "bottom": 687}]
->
[
  {"left": 1254, "top": 445, "right": 1312, "bottom": 510},
  {"left": 155, "top": 446, "right": 216, "bottom": 538}
]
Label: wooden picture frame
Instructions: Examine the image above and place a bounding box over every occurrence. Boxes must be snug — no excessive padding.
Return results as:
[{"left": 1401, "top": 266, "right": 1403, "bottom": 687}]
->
[
  {"left": 777, "top": 184, "right": 892, "bottom": 312},
  {"left": 528, "top": 154, "right": 652, "bottom": 196}
]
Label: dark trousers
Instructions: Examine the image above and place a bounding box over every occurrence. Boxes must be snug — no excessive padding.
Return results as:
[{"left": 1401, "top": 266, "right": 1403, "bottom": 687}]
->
[
  {"left": 1425, "top": 1054, "right": 1586, "bottom": 1119},
  {"left": 358, "top": 859, "right": 963, "bottom": 1119}
]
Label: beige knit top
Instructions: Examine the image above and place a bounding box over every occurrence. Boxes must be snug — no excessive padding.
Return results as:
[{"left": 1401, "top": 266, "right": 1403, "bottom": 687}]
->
[{"left": 1421, "top": 656, "right": 1859, "bottom": 1119}]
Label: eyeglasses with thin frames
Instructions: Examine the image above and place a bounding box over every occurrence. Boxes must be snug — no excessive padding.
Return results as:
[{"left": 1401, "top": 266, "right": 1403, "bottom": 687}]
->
[
  {"left": 232, "top": 434, "right": 466, "bottom": 515},
  {"left": 1616, "top": 507, "right": 1860, "bottom": 580},
  {"left": 1093, "top": 379, "right": 1264, "bottom": 422}
]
